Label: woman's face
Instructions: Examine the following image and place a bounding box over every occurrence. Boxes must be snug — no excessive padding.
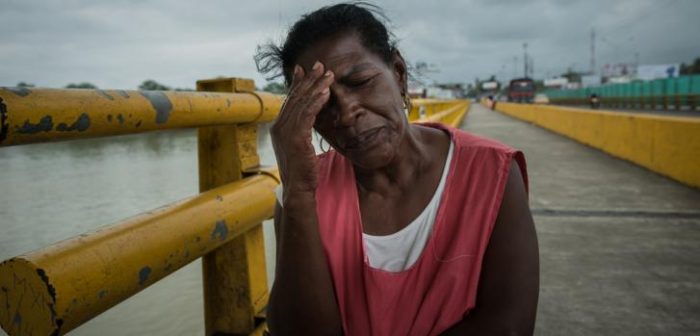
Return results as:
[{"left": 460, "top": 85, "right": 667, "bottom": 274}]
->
[{"left": 295, "top": 32, "right": 408, "bottom": 169}]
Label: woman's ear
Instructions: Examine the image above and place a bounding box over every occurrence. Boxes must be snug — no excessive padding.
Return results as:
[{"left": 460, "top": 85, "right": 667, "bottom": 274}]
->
[{"left": 392, "top": 50, "right": 408, "bottom": 96}]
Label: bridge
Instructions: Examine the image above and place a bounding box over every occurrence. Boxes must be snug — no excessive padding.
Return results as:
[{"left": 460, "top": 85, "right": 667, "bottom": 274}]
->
[
  {"left": 466, "top": 102, "right": 700, "bottom": 335},
  {"left": 0, "top": 79, "right": 699, "bottom": 335}
]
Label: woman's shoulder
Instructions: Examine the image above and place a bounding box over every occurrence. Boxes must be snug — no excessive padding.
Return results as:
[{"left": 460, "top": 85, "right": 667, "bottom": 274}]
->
[
  {"left": 316, "top": 149, "right": 340, "bottom": 166},
  {"left": 420, "top": 123, "right": 528, "bottom": 190},
  {"left": 315, "top": 149, "right": 353, "bottom": 185}
]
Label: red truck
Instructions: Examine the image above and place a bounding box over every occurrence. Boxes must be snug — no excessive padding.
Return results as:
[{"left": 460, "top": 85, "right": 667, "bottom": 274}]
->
[{"left": 508, "top": 78, "right": 535, "bottom": 103}]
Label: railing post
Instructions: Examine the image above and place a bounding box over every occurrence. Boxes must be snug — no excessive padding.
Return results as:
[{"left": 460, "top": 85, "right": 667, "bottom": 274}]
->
[
  {"left": 690, "top": 94, "right": 697, "bottom": 111},
  {"left": 197, "top": 78, "right": 268, "bottom": 335}
]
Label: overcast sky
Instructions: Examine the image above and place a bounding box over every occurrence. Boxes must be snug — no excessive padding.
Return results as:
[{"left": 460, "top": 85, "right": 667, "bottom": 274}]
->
[{"left": 1, "top": 0, "right": 698, "bottom": 90}]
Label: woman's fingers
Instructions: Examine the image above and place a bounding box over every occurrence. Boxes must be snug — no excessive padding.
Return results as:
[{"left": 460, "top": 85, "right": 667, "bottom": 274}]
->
[
  {"left": 288, "top": 62, "right": 321, "bottom": 98},
  {"left": 304, "top": 70, "right": 334, "bottom": 121},
  {"left": 286, "top": 65, "right": 305, "bottom": 97},
  {"left": 270, "top": 61, "right": 335, "bottom": 191},
  {"left": 279, "top": 61, "right": 334, "bottom": 130},
  {"left": 296, "top": 64, "right": 334, "bottom": 123}
]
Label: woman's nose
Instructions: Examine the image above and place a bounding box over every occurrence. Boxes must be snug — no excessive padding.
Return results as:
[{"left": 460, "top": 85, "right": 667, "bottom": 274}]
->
[{"left": 330, "top": 87, "right": 360, "bottom": 127}]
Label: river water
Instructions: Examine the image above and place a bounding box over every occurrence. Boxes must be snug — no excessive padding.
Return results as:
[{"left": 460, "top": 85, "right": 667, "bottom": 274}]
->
[{"left": 0, "top": 125, "right": 280, "bottom": 335}]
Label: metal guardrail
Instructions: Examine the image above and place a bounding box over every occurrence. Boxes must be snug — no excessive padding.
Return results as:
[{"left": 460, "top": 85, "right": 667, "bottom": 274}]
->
[
  {"left": 0, "top": 79, "right": 283, "bottom": 147},
  {"left": 487, "top": 101, "right": 700, "bottom": 189},
  {"left": 0, "top": 77, "right": 469, "bottom": 335},
  {"left": 549, "top": 94, "right": 699, "bottom": 111},
  {"left": 411, "top": 100, "right": 470, "bottom": 127}
]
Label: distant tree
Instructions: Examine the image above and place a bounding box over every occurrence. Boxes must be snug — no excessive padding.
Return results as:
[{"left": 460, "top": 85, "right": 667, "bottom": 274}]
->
[
  {"left": 534, "top": 80, "right": 545, "bottom": 92},
  {"left": 465, "top": 83, "right": 478, "bottom": 98},
  {"left": 680, "top": 57, "right": 700, "bottom": 75},
  {"left": 262, "top": 82, "right": 286, "bottom": 94},
  {"left": 17, "top": 82, "right": 35, "bottom": 88},
  {"left": 65, "top": 82, "right": 97, "bottom": 89},
  {"left": 138, "top": 80, "right": 170, "bottom": 91}
]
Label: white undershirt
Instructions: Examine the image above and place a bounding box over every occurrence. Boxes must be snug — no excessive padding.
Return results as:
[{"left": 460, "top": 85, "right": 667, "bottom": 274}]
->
[
  {"left": 362, "top": 139, "right": 454, "bottom": 272},
  {"left": 275, "top": 139, "right": 454, "bottom": 272}
]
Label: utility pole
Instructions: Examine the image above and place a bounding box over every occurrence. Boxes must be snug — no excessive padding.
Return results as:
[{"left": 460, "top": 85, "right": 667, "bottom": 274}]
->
[
  {"left": 590, "top": 28, "right": 596, "bottom": 75},
  {"left": 523, "top": 43, "right": 528, "bottom": 78}
]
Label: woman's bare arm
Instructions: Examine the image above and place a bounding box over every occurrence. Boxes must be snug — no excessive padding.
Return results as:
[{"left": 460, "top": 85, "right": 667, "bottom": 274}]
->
[
  {"left": 441, "top": 160, "right": 540, "bottom": 335},
  {"left": 268, "top": 201, "right": 342, "bottom": 335},
  {"left": 266, "top": 62, "right": 342, "bottom": 335}
]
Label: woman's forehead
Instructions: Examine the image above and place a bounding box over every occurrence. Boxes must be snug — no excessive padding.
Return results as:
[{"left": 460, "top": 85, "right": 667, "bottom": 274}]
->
[{"left": 297, "top": 33, "right": 384, "bottom": 73}]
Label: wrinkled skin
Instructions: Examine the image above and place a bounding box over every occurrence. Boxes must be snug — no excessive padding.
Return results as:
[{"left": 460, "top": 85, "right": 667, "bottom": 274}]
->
[
  {"left": 270, "top": 61, "right": 334, "bottom": 197},
  {"left": 271, "top": 31, "right": 422, "bottom": 195}
]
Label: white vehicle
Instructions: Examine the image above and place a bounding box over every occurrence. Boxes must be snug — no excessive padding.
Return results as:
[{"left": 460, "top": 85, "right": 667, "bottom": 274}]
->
[{"left": 533, "top": 94, "right": 549, "bottom": 104}]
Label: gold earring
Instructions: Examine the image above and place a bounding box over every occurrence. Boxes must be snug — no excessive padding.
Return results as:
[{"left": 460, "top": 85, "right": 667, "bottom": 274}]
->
[{"left": 319, "top": 137, "right": 329, "bottom": 153}]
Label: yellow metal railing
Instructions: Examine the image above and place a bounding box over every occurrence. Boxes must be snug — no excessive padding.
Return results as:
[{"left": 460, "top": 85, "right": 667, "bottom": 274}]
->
[
  {"left": 409, "top": 99, "right": 470, "bottom": 127},
  {"left": 0, "top": 79, "right": 282, "bottom": 146},
  {"left": 0, "top": 78, "right": 469, "bottom": 336}
]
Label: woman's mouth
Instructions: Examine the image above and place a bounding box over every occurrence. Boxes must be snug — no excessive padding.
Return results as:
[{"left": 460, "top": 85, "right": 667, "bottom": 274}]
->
[{"left": 344, "top": 127, "right": 385, "bottom": 150}]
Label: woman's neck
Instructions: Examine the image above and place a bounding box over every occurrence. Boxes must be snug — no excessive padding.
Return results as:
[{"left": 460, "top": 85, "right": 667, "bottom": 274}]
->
[{"left": 353, "top": 124, "right": 434, "bottom": 197}]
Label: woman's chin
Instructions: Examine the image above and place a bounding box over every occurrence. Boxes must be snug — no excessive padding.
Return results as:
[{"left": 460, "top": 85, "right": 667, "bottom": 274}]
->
[{"left": 345, "top": 144, "right": 396, "bottom": 170}]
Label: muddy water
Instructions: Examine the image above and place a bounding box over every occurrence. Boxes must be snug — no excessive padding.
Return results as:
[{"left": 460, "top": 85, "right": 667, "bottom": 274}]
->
[{"left": 0, "top": 125, "right": 278, "bottom": 335}]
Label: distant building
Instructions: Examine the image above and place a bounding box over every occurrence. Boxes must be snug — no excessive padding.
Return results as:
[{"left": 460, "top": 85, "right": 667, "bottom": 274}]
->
[
  {"left": 426, "top": 86, "right": 456, "bottom": 99},
  {"left": 543, "top": 77, "right": 568, "bottom": 89},
  {"left": 407, "top": 83, "right": 465, "bottom": 99},
  {"left": 478, "top": 81, "right": 500, "bottom": 99},
  {"left": 601, "top": 63, "right": 637, "bottom": 78},
  {"left": 408, "top": 84, "right": 427, "bottom": 99},
  {"left": 481, "top": 81, "right": 499, "bottom": 91},
  {"left": 581, "top": 75, "right": 602, "bottom": 88},
  {"left": 637, "top": 64, "right": 679, "bottom": 81},
  {"left": 607, "top": 76, "right": 632, "bottom": 84}
]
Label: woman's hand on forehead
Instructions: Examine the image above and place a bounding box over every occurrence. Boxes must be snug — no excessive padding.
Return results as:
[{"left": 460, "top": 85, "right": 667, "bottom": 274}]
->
[{"left": 270, "top": 61, "right": 335, "bottom": 195}]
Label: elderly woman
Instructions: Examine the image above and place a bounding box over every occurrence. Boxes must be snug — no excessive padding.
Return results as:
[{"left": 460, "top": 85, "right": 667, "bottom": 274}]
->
[{"left": 256, "top": 3, "right": 539, "bottom": 335}]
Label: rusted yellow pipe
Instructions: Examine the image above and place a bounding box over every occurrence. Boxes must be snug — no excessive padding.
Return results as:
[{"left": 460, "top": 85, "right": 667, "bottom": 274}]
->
[
  {"left": 0, "top": 85, "right": 283, "bottom": 147},
  {"left": 412, "top": 99, "right": 470, "bottom": 127},
  {"left": 444, "top": 103, "right": 470, "bottom": 127},
  {"left": 0, "top": 172, "right": 279, "bottom": 335},
  {"left": 196, "top": 77, "right": 271, "bottom": 335}
]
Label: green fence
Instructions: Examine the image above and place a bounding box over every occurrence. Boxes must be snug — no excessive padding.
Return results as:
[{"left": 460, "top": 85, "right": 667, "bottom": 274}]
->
[{"left": 545, "top": 75, "right": 700, "bottom": 110}]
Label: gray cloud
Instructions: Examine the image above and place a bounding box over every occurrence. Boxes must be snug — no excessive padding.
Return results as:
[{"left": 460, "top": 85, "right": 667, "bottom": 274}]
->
[{"left": 1, "top": 0, "right": 698, "bottom": 89}]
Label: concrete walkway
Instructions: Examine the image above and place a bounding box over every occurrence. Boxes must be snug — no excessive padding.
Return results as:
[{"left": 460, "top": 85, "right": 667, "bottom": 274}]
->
[{"left": 460, "top": 103, "right": 700, "bottom": 336}]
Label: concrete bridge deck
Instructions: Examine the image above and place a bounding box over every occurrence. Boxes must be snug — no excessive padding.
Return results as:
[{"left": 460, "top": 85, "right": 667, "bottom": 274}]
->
[{"left": 461, "top": 103, "right": 700, "bottom": 335}]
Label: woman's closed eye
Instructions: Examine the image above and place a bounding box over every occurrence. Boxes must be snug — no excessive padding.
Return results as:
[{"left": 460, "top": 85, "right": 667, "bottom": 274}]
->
[{"left": 345, "top": 75, "right": 377, "bottom": 88}]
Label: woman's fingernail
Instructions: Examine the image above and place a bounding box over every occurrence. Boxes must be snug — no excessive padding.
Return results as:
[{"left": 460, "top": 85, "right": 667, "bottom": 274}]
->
[
  {"left": 313, "top": 61, "right": 322, "bottom": 70},
  {"left": 324, "top": 70, "right": 332, "bottom": 77}
]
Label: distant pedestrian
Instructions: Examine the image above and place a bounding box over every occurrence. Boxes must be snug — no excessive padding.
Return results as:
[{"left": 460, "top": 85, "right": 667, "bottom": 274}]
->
[{"left": 590, "top": 93, "right": 600, "bottom": 109}]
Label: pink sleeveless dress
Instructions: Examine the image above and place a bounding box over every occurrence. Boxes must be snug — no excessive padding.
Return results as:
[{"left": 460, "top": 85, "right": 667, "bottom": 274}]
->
[{"left": 314, "top": 123, "right": 527, "bottom": 336}]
